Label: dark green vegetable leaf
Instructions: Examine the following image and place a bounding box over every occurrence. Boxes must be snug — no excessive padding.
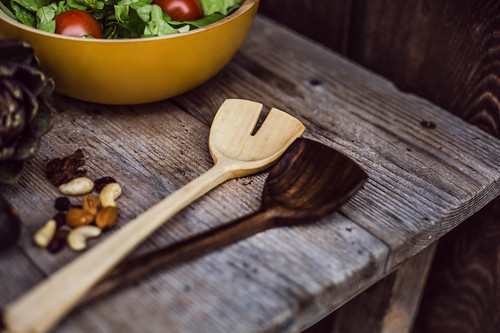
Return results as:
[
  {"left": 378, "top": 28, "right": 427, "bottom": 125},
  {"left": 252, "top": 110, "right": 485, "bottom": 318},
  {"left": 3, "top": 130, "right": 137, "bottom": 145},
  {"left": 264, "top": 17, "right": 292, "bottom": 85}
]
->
[
  {"left": 10, "top": 1, "right": 36, "bottom": 27},
  {"left": 0, "top": 0, "right": 16, "bottom": 19},
  {"left": 1, "top": 0, "right": 241, "bottom": 39},
  {"left": 72, "top": 0, "right": 104, "bottom": 10},
  {"left": 11, "top": 0, "right": 51, "bottom": 12},
  {"left": 36, "top": 4, "right": 56, "bottom": 27},
  {"left": 38, "top": 19, "right": 55, "bottom": 32}
]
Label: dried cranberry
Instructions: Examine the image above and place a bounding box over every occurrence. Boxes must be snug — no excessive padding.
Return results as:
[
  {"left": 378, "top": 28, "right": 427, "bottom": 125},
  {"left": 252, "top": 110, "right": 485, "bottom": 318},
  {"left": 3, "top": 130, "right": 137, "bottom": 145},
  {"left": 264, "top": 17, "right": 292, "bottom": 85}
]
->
[
  {"left": 94, "top": 177, "right": 117, "bottom": 193},
  {"left": 47, "top": 229, "right": 69, "bottom": 253},
  {"left": 54, "top": 197, "right": 71, "bottom": 211},
  {"left": 53, "top": 212, "right": 67, "bottom": 228}
]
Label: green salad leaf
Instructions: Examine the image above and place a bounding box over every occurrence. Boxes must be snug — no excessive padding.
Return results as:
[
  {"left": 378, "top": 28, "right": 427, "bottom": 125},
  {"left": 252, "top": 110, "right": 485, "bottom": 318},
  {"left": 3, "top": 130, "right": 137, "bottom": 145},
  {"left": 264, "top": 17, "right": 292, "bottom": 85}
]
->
[
  {"left": 70, "top": 0, "right": 105, "bottom": 10},
  {"left": 36, "top": 4, "right": 56, "bottom": 31},
  {"left": 0, "top": 0, "right": 16, "bottom": 20},
  {"left": 137, "top": 4, "right": 178, "bottom": 37},
  {"left": 0, "top": 0, "right": 241, "bottom": 39},
  {"left": 199, "top": 0, "right": 239, "bottom": 16},
  {"left": 10, "top": 1, "right": 36, "bottom": 26},
  {"left": 12, "top": 0, "right": 52, "bottom": 12},
  {"left": 168, "top": 12, "right": 225, "bottom": 29}
]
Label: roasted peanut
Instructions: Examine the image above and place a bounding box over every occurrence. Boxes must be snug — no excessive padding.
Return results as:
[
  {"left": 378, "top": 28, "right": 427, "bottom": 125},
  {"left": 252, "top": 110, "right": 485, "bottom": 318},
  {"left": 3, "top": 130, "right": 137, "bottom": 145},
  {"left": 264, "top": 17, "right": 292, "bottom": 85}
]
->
[
  {"left": 95, "top": 206, "right": 118, "bottom": 230},
  {"left": 58, "top": 177, "right": 94, "bottom": 196},
  {"left": 66, "top": 208, "right": 94, "bottom": 227},
  {"left": 33, "top": 219, "right": 57, "bottom": 247},
  {"left": 99, "top": 182, "right": 122, "bottom": 207},
  {"left": 82, "top": 194, "right": 100, "bottom": 216},
  {"left": 67, "top": 225, "right": 102, "bottom": 251}
]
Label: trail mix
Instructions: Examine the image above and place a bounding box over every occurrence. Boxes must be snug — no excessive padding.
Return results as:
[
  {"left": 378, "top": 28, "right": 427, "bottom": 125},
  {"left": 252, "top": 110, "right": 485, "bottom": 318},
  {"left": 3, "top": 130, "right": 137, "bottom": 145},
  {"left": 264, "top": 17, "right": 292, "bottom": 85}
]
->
[{"left": 33, "top": 150, "right": 122, "bottom": 252}]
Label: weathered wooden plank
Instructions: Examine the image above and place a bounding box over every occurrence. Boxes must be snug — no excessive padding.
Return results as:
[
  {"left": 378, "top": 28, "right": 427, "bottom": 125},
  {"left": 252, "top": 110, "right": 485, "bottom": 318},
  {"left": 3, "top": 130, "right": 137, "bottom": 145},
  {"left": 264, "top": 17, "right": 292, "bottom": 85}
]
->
[
  {"left": 3, "top": 99, "right": 267, "bottom": 272},
  {"left": 262, "top": 0, "right": 500, "bottom": 139},
  {"left": 55, "top": 216, "right": 385, "bottom": 333},
  {"left": 378, "top": 243, "right": 437, "bottom": 333},
  {"left": 345, "top": 0, "right": 500, "bottom": 137},
  {"left": 0, "top": 247, "right": 45, "bottom": 306},
  {"left": 1, "top": 77, "right": 388, "bottom": 332},
  {"left": 0, "top": 248, "right": 93, "bottom": 332},
  {"left": 1, "top": 14, "right": 499, "bottom": 333},
  {"left": 175, "top": 15, "right": 500, "bottom": 270},
  {"left": 305, "top": 243, "right": 437, "bottom": 333},
  {"left": 308, "top": 243, "right": 436, "bottom": 333},
  {"left": 262, "top": 1, "right": 500, "bottom": 331}
]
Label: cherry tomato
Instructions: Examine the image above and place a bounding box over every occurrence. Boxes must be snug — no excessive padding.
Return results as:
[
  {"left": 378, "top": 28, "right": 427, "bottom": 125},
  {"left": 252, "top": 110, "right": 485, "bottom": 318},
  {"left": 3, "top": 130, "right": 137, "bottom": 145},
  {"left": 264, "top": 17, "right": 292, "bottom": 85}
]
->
[
  {"left": 54, "top": 10, "right": 103, "bottom": 39},
  {"left": 153, "top": 0, "right": 203, "bottom": 21}
]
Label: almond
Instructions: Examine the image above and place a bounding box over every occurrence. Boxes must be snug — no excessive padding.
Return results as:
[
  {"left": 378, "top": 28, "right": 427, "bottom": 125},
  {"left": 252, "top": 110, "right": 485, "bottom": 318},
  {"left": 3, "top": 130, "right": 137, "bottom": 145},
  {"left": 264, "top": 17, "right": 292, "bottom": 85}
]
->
[
  {"left": 95, "top": 206, "right": 118, "bottom": 230},
  {"left": 82, "top": 194, "right": 100, "bottom": 216},
  {"left": 66, "top": 208, "right": 94, "bottom": 227}
]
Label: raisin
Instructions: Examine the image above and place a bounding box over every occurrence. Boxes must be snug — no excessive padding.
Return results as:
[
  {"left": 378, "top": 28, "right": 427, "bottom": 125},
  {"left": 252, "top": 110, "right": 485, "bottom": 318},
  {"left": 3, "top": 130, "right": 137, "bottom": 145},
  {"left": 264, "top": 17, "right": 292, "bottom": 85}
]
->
[
  {"left": 54, "top": 197, "right": 71, "bottom": 211},
  {"left": 53, "top": 212, "right": 67, "bottom": 228},
  {"left": 47, "top": 228, "right": 69, "bottom": 253},
  {"left": 94, "top": 177, "right": 117, "bottom": 193}
]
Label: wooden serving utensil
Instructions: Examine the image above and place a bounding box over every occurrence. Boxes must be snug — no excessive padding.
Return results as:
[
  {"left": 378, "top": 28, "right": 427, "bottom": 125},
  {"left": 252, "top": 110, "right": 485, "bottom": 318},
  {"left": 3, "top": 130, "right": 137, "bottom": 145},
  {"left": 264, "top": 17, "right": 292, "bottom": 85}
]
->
[
  {"left": 85, "top": 138, "right": 368, "bottom": 302},
  {"left": 2, "top": 99, "right": 305, "bottom": 333}
]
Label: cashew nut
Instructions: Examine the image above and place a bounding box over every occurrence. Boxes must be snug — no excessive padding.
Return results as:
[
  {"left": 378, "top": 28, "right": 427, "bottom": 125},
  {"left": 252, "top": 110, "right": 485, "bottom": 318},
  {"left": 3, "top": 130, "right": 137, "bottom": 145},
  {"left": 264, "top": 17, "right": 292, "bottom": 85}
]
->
[
  {"left": 67, "top": 225, "right": 102, "bottom": 251},
  {"left": 33, "top": 219, "right": 57, "bottom": 247},
  {"left": 99, "top": 182, "right": 122, "bottom": 207},
  {"left": 58, "top": 177, "right": 94, "bottom": 196}
]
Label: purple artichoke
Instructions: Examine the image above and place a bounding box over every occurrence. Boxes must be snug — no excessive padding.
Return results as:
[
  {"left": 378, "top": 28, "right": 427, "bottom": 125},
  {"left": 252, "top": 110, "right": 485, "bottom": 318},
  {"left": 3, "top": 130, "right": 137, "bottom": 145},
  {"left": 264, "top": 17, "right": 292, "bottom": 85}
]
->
[{"left": 0, "top": 39, "right": 55, "bottom": 185}]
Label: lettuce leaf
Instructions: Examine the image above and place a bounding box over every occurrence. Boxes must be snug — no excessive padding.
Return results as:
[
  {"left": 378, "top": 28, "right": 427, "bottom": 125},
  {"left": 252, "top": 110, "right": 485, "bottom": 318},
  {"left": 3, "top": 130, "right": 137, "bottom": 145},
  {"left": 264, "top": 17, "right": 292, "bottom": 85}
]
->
[
  {"left": 1, "top": 0, "right": 241, "bottom": 38},
  {"left": 199, "top": 0, "right": 239, "bottom": 16},
  {"left": 36, "top": 4, "right": 56, "bottom": 31},
  {"left": 0, "top": 0, "right": 17, "bottom": 19}
]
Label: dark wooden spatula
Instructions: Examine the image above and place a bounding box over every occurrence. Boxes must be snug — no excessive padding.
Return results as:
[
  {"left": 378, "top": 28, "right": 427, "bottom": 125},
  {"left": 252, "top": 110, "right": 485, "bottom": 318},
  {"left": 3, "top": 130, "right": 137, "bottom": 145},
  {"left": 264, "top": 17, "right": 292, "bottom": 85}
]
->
[{"left": 86, "top": 138, "right": 368, "bottom": 301}]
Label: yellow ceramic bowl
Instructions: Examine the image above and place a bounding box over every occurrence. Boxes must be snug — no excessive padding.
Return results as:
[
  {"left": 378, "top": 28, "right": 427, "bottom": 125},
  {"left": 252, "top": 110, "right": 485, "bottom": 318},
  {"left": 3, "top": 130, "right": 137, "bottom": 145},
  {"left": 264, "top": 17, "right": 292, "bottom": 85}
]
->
[{"left": 0, "top": 0, "right": 259, "bottom": 104}]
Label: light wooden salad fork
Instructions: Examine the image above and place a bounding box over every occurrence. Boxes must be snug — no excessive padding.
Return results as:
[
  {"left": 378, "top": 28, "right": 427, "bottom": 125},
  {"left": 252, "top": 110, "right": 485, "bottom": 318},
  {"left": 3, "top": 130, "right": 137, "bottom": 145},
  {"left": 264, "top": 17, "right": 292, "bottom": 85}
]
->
[{"left": 2, "top": 99, "right": 305, "bottom": 333}]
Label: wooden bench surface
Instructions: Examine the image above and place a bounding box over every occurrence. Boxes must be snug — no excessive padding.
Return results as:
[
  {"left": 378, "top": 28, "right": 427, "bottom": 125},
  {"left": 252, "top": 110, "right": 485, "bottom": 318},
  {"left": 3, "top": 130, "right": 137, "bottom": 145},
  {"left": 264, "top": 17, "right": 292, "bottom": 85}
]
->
[{"left": 1, "top": 15, "right": 499, "bottom": 333}]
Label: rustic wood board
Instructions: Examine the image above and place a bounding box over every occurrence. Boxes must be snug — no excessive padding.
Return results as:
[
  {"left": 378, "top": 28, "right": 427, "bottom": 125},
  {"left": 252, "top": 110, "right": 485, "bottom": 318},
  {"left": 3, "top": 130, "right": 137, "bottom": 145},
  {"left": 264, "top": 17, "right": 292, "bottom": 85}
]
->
[
  {"left": 328, "top": 243, "right": 437, "bottom": 333},
  {"left": 176, "top": 15, "right": 500, "bottom": 269},
  {"left": 1, "top": 15, "right": 499, "bottom": 333},
  {"left": 261, "top": 1, "right": 500, "bottom": 331}
]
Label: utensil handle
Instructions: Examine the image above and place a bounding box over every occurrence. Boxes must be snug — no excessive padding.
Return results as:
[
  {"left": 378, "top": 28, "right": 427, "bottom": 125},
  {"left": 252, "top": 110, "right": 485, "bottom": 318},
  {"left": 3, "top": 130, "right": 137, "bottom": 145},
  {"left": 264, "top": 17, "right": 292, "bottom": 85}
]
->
[
  {"left": 84, "top": 209, "right": 275, "bottom": 303},
  {"left": 2, "top": 164, "right": 231, "bottom": 333}
]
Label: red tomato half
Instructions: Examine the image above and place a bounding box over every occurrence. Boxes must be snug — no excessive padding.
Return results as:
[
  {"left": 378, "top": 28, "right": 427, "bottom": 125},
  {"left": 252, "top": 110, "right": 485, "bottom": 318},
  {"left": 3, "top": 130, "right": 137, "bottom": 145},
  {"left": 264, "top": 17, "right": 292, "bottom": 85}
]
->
[
  {"left": 54, "top": 10, "right": 103, "bottom": 39},
  {"left": 153, "top": 0, "right": 203, "bottom": 21}
]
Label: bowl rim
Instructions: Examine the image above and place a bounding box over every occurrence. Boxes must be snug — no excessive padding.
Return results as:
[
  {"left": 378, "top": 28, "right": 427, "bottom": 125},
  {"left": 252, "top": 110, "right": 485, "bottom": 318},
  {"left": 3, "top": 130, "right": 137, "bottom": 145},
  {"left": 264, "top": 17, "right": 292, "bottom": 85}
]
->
[{"left": 0, "top": 0, "right": 258, "bottom": 43}]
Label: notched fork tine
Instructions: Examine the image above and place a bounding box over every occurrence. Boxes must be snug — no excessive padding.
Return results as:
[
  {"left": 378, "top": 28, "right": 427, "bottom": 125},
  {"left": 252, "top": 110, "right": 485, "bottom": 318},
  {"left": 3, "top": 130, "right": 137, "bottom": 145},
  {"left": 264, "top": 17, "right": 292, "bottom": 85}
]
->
[
  {"left": 252, "top": 107, "right": 306, "bottom": 158},
  {"left": 209, "top": 99, "right": 305, "bottom": 163},
  {"left": 210, "top": 99, "right": 264, "bottom": 139}
]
